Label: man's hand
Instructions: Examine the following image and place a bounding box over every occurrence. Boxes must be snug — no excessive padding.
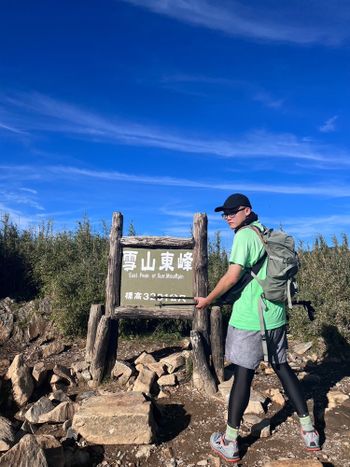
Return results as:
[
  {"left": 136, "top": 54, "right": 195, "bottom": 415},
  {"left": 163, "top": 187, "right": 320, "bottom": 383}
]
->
[
  {"left": 195, "top": 296, "right": 211, "bottom": 310},
  {"left": 194, "top": 264, "right": 243, "bottom": 311}
]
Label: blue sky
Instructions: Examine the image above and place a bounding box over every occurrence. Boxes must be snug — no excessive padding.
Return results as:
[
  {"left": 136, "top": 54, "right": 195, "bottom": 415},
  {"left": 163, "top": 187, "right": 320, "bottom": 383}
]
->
[{"left": 1, "top": 0, "right": 350, "bottom": 248}]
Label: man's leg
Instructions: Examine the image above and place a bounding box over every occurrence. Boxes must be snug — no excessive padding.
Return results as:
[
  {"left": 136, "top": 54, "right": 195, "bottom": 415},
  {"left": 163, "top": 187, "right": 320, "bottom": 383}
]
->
[
  {"left": 271, "top": 362, "right": 320, "bottom": 451},
  {"left": 227, "top": 365, "right": 255, "bottom": 432},
  {"left": 210, "top": 365, "right": 255, "bottom": 463}
]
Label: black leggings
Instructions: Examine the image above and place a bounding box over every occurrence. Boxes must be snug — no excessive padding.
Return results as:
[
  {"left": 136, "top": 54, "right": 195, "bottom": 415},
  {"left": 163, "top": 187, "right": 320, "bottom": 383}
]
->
[{"left": 228, "top": 362, "right": 308, "bottom": 428}]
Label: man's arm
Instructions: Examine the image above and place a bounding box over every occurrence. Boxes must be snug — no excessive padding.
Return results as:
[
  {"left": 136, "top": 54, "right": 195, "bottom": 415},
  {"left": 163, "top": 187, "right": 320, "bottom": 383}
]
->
[{"left": 195, "top": 263, "right": 243, "bottom": 310}]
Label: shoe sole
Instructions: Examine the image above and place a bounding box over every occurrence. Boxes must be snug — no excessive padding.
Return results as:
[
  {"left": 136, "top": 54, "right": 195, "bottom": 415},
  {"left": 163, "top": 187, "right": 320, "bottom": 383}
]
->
[{"left": 210, "top": 445, "right": 240, "bottom": 463}]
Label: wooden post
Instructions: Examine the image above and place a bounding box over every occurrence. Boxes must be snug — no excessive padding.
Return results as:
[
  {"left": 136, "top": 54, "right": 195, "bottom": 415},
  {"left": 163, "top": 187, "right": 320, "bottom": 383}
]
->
[
  {"left": 85, "top": 304, "right": 104, "bottom": 363},
  {"left": 192, "top": 213, "right": 209, "bottom": 347},
  {"left": 90, "top": 316, "right": 110, "bottom": 382},
  {"left": 210, "top": 306, "right": 224, "bottom": 383},
  {"left": 190, "top": 330, "right": 217, "bottom": 396},
  {"left": 104, "top": 212, "right": 123, "bottom": 376}
]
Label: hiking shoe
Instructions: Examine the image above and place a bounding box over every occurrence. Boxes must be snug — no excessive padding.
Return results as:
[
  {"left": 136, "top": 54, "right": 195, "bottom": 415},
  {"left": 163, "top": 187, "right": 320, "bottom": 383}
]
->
[
  {"left": 300, "top": 428, "right": 321, "bottom": 451},
  {"left": 210, "top": 432, "right": 240, "bottom": 463}
]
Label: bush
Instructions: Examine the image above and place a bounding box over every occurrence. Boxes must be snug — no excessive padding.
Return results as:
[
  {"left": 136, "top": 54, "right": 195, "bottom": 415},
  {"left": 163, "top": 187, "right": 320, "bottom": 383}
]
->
[{"left": 289, "top": 234, "right": 350, "bottom": 345}]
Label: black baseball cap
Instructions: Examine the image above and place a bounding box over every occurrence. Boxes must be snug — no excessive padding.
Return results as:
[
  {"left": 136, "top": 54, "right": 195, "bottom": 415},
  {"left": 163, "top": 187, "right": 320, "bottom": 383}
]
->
[{"left": 214, "top": 193, "right": 252, "bottom": 212}]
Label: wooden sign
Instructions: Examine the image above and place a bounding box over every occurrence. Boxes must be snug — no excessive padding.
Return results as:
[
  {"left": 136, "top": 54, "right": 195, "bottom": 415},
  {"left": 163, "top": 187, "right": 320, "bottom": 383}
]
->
[{"left": 120, "top": 248, "right": 194, "bottom": 306}]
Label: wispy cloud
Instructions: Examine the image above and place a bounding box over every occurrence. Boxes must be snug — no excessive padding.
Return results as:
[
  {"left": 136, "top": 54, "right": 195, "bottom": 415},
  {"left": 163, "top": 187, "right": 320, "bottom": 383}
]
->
[
  {"left": 121, "top": 0, "right": 350, "bottom": 46},
  {"left": 17, "top": 164, "right": 350, "bottom": 198},
  {"left": 267, "top": 214, "right": 350, "bottom": 240},
  {"left": 0, "top": 121, "right": 26, "bottom": 134},
  {"left": 319, "top": 115, "right": 338, "bottom": 133},
  {"left": 158, "top": 73, "right": 284, "bottom": 109},
  {"left": 0, "top": 188, "right": 44, "bottom": 211},
  {"left": 253, "top": 92, "right": 284, "bottom": 109},
  {"left": 3, "top": 92, "right": 350, "bottom": 166}
]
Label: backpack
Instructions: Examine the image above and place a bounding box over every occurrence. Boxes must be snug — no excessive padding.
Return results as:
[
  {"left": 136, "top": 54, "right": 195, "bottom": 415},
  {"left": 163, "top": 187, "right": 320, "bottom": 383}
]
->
[
  {"left": 248, "top": 225, "right": 299, "bottom": 308},
  {"left": 217, "top": 225, "right": 299, "bottom": 308}
]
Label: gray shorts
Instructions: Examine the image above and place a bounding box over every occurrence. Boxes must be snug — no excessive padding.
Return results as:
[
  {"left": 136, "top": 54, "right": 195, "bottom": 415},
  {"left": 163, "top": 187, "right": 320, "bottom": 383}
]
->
[{"left": 225, "top": 325, "right": 288, "bottom": 370}]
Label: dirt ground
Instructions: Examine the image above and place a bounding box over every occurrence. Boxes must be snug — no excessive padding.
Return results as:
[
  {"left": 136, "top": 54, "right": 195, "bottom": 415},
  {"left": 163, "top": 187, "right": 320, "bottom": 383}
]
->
[{"left": 1, "top": 334, "right": 350, "bottom": 467}]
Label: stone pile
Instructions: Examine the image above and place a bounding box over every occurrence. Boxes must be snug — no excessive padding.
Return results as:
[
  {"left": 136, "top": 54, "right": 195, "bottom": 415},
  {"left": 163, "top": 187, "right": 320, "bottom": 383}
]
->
[
  {"left": 70, "top": 348, "right": 191, "bottom": 397},
  {"left": 0, "top": 345, "right": 192, "bottom": 464}
]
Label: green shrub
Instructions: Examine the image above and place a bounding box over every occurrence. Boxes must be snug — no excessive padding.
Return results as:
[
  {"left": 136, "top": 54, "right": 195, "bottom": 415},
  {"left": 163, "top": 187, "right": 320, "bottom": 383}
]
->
[{"left": 289, "top": 234, "right": 350, "bottom": 345}]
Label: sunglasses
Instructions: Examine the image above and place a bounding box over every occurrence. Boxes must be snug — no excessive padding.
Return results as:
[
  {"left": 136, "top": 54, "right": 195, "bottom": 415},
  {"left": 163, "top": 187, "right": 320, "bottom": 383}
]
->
[{"left": 221, "top": 207, "right": 246, "bottom": 219}]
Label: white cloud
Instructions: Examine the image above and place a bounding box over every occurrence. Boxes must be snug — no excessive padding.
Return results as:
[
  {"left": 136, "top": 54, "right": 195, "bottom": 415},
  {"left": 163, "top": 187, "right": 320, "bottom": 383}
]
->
[
  {"left": 39, "top": 164, "right": 350, "bottom": 198},
  {"left": 0, "top": 121, "right": 26, "bottom": 134},
  {"left": 3, "top": 92, "right": 350, "bottom": 166},
  {"left": 253, "top": 92, "right": 284, "bottom": 109},
  {"left": 319, "top": 115, "right": 338, "bottom": 133},
  {"left": 0, "top": 188, "right": 44, "bottom": 211},
  {"left": 121, "top": 0, "right": 350, "bottom": 46}
]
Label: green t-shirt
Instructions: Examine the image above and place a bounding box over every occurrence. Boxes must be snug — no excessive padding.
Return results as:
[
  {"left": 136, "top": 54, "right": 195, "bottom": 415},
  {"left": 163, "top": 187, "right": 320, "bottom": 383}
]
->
[{"left": 229, "top": 221, "right": 286, "bottom": 331}]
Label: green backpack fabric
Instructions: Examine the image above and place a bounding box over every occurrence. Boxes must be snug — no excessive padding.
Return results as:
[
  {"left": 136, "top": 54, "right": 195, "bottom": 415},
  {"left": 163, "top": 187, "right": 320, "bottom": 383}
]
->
[{"left": 248, "top": 225, "right": 299, "bottom": 308}]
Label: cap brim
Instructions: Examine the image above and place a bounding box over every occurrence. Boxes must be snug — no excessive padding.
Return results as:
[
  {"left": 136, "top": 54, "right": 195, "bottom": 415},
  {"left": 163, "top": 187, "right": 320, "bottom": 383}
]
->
[{"left": 214, "top": 206, "right": 224, "bottom": 212}]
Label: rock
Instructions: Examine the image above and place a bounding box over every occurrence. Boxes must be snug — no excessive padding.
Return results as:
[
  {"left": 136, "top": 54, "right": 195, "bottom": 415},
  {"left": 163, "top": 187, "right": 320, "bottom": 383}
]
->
[
  {"left": 158, "top": 374, "right": 177, "bottom": 386},
  {"left": 0, "top": 359, "right": 10, "bottom": 377},
  {"left": 135, "top": 445, "right": 153, "bottom": 459},
  {"left": 42, "top": 341, "right": 65, "bottom": 358},
  {"left": 20, "top": 420, "right": 35, "bottom": 434},
  {"left": 14, "top": 407, "right": 27, "bottom": 422},
  {"left": 263, "top": 461, "right": 323, "bottom": 467},
  {"left": 24, "top": 396, "right": 54, "bottom": 423},
  {"left": 62, "top": 419, "right": 72, "bottom": 432},
  {"left": 158, "top": 390, "right": 171, "bottom": 399},
  {"left": 48, "top": 390, "right": 71, "bottom": 403},
  {"left": 80, "top": 369, "right": 92, "bottom": 382},
  {"left": 76, "top": 391, "right": 96, "bottom": 402},
  {"left": 327, "top": 390, "right": 349, "bottom": 409},
  {"left": 0, "top": 305, "right": 14, "bottom": 344},
  {"left": 243, "top": 414, "right": 262, "bottom": 426},
  {"left": 293, "top": 342, "right": 313, "bottom": 355},
  {"left": 251, "top": 418, "right": 271, "bottom": 438},
  {"left": 27, "top": 313, "right": 47, "bottom": 341},
  {"left": 173, "top": 368, "right": 188, "bottom": 384},
  {"left": 0, "top": 434, "right": 48, "bottom": 467},
  {"left": 133, "top": 367, "right": 156, "bottom": 394},
  {"left": 112, "top": 360, "right": 135, "bottom": 386},
  {"left": 50, "top": 374, "right": 62, "bottom": 384},
  {"left": 147, "top": 362, "right": 167, "bottom": 378},
  {"left": 134, "top": 351, "right": 156, "bottom": 366},
  {"left": 53, "top": 364, "right": 75, "bottom": 386},
  {"left": 251, "top": 389, "right": 266, "bottom": 403},
  {"left": 61, "top": 426, "right": 78, "bottom": 442},
  {"left": 180, "top": 337, "right": 191, "bottom": 349},
  {"left": 265, "top": 388, "right": 285, "bottom": 406},
  {"left": 32, "top": 362, "right": 48, "bottom": 387},
  {"left": 35, "top": 434, "right": 64, "bottom": 467},
  {"left": 207, "top": 454, "right": 221, "bottom": 467},
  {"left": 71, "top": 360, "right": 89, "bottom": 374},
  {"left": 0, "top": 416, "right": 15, "bottom": 451},
  {"left": 72, "top": 393, "right": 157, "bottom": 444},
  {"left": 51, "top": 382, "right": 68, "bottom": 392},
  {"left": 244, "top": 399, "right": 264, "bottom": 415},
  {"left": 218, "top": 376, "right": 234, "bottom": 404},
  {"left": 87, "top": 380, "right": 99, "bottom": 389},
  {"left": 5, "top": 354, "right": 34, "bottom": 406},
  {"left": 38, "top": 401, "right": 75, "bottom": 424},
  {"left": 160, "top": 353, "right": 185, "bottom": 374}
]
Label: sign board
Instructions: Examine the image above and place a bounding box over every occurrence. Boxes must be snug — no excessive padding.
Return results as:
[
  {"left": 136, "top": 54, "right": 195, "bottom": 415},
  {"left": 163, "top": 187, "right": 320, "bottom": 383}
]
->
[{"left": 120, "top": 248, "right": 194, "bottom": 307}]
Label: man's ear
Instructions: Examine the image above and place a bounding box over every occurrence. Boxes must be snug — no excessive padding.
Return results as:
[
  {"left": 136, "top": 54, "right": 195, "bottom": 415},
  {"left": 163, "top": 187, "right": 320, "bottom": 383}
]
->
[{"left": 244, "top": 207, "right": 252, "bottom": 215}]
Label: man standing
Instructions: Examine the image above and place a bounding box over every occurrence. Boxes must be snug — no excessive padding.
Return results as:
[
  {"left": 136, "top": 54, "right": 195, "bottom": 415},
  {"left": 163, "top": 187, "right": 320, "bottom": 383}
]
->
[{"left": 195, "top": 193, "right": 320, "bottom": 463}]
